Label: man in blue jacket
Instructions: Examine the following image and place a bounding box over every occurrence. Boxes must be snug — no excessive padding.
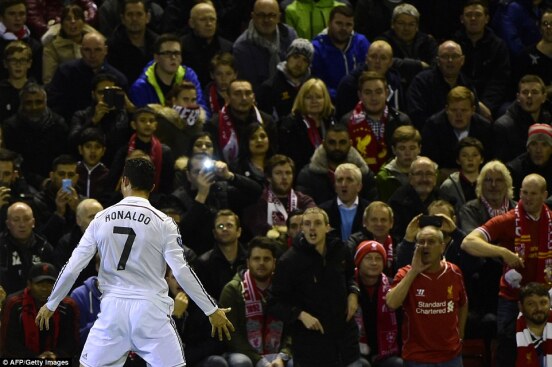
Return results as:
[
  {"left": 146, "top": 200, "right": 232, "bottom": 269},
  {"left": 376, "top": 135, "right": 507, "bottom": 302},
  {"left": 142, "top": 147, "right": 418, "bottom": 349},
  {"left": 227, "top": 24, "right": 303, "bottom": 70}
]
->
[{"left": 311, "top": 5, "right": 369, "bottom": 100}]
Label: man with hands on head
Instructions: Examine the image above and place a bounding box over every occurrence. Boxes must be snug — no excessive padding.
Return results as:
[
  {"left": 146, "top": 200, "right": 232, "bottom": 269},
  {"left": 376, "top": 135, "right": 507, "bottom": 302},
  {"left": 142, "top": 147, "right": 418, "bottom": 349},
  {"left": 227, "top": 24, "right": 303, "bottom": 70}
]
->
[
  {"left": 387, "top": 225, "right": 468, "bottom": 366},
  {"left": 35, "top": 158, "right": 234, "bottom": 367}
]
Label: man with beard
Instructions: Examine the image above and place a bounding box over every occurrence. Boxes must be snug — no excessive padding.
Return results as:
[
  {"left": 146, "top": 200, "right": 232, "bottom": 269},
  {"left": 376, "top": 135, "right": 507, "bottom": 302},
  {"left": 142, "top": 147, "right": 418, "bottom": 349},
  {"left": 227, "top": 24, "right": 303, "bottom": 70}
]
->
[
  {"left": 3, "top": 82, "right": 67, "bottom": 190},
  {"left": 516, "top": 282, "right": 552, "bottom": 367},
  {"left": 257, "top": 38, "right": 313, "bottom": 121},
  {"left": 220, "top": 237, "right": 292, "bottom": 367},
  {"left": 386, "top": 225, "right": 468, "bottom": 366},
  {"left": 296, "top": 124, "right": 378, "bottom": 205},
  {"left": 0, "top": 263, "right": 79, "bottom": 358},
  {"left": 243, "top": 155, "right": 315, "bottom": 238},
  {"left": 388, "top": 156, "right": 440, "bottom": 239}
]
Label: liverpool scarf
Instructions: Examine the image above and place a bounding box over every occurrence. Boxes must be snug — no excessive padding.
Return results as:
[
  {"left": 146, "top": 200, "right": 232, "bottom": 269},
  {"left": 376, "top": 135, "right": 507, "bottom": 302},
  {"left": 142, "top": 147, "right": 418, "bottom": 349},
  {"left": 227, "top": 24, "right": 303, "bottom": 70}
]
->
[
  {"left": 242, "top": 270, "right": 283, "bottom": 355},
  {"left": 22, "top": 287, "right": 60, "bottom": 355},
  {"left": 516, "top": 312, "right": 552, "bottom": 367}
]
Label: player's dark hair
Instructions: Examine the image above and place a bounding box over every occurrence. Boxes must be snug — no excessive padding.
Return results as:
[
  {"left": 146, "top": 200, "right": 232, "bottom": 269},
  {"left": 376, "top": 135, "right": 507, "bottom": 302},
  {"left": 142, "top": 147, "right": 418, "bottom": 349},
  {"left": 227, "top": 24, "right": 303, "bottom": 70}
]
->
[{"left": 123, "top": 158, "right": 155, "bottom": 191}]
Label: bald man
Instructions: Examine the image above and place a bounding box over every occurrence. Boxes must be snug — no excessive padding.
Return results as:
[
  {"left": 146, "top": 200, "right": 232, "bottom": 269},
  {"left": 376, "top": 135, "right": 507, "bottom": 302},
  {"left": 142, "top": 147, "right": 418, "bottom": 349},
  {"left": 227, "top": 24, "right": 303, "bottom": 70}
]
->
[
  {"left": 0, "top": 202, "right": 54, "bottom": 294},
  {"left": 462, "top": 173, "right": 551, "bottom": 367},
  {"left": 182, "top": 2, "right": 232, "bottom": 86},
  {"left": 54, "top": 199, "right": 104, "bottom": 288},
  {"left": 406, "top": 40, "right": 479, "bottom": 129},
  {"left": 233, "top": 0, "right": 297, "bottom": 93},
  {"left": 47, "top": 32, "right": 128, "bottom": 120},
  {"left": 335, "top": 40, "right": 406, "bottom": 118}
]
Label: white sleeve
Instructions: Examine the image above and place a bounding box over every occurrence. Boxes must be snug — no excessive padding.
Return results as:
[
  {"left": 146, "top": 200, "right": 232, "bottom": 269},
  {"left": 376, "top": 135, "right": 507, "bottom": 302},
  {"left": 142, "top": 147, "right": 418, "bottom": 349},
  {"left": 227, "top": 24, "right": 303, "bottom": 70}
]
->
[
  {"left": 163, "top": 220, "right": 218, "bottom": 316},
  {"left": 46, "top": 223, "right": 97, "bottom": 311}
]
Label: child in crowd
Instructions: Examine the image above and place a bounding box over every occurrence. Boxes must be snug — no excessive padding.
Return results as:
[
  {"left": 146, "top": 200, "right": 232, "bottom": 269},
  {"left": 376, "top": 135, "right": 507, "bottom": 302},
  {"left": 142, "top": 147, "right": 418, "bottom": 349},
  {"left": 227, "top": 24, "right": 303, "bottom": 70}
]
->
[
  {"left": 0, "top": 41, "right": 32, "bottom": 122},
  {"left": 439, "top": 137, "right": 484, "bottom": 212},
  {"left": 204, "top": 52, "right": 237, "bottom": 114},
  {"left": 376, "top": 125, "right": 422, "bottom": 202},
  {"left": 76, "top": 127, "right": 109, "bottom": 200}
]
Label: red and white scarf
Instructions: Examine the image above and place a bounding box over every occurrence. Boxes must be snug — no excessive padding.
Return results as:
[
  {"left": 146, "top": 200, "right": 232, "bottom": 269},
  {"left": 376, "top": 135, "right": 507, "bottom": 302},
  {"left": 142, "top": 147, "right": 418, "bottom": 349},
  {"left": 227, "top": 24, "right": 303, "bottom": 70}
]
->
[
  {"left": 348, "top": 102, "right": 389, "bottom": 172},
  {"left": 127, "top": 133, "right": 163, "bottom": 190},
  {"left": 302, "top": 116, "right": 322, "bottom": 149},
  {"left": 353, "top": 273, "right": 399, "bottom": 361},
  {"left": 516, "top": 311, "right": 552, "bottom": 367},
  {"left": 22, "top": 287, "right": 60, "bottom": 355},
  {"left": 481, "top": 196, "right": 511, "bottom": 218},
  {"left": 381, "top": 235, "right": 394, "bottom": 271},
  {"left": 218, "top": 105, "right": 263, "bottom": 163},
  {"left": 209, "top": 84, "right": 223, "bottom": 114},
  {"left": 266, "top": 188, "right": 298, "bottom": 227},
  {"left": 242, "top": 270, "right": 283, "bottom": 355},
  {"left": 513, "top": 202, "right": 552, "bottom": 285}
]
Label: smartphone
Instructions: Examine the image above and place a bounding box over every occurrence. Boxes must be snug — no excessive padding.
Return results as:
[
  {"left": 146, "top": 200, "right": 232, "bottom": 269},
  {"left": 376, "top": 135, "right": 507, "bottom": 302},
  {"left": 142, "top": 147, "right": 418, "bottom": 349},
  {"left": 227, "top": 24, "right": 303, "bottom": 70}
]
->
[
  {"left": 103, "top": 87, "right": 125, "bottom": 110},
  {"left": 419, "top": 215, "right": 443, "bottom": 228},
  {"left": 61, "top": 178, "right": 72, "bottom": 193},
  {"left": 202, "top": 158, "right": 215, "bottom": 173}
]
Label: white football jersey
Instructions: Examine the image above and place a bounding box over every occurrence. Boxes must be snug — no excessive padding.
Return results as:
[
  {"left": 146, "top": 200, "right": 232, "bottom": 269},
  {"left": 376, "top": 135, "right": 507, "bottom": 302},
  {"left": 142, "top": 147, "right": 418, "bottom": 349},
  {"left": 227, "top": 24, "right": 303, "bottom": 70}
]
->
[{"left": 47, "top": 196, "right": 217, "bottom": 315}]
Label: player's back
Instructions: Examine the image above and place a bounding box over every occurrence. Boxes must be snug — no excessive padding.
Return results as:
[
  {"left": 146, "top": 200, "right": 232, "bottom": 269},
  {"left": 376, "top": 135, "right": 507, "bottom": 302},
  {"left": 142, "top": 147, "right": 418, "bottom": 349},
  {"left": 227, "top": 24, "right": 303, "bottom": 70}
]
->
[{"left": 89, "top": 196, "right": 175, "bottom": 300}]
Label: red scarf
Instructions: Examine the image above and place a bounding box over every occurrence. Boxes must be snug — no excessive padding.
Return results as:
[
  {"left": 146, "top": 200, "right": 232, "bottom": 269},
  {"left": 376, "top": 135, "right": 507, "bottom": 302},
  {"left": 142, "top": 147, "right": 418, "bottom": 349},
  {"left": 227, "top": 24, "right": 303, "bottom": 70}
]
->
[
  {"left": 218, "top": 105, "right": 240, "bottom": 163},
  {"left": 513, "top": 202, "right": 552, "bottom": 285},
  {"left": 22, "top": 288, "right": 60, "bottom": 355},
  {"left": 516, "top": 312, "right": 552, "bottom": 367},
  {"left": 381, "top": 235, "right": 394, "bottom": 272},
  {"left": 209, "top": 84, "right": 222, "bottom": 114},
  {"left": 302, "top": 116, "right": 322, "bottom": 149},
  {"left": 127, "top": 134, "right": 162, "bottom": 190},
  {"left": 353, "top": 272, "right": 399, "bottom": 361},
  {"left": 348, "top": 102, "right": 389, "bottom": 172},
  {"left": 242, "top": 270, "right": 283, "bottom": 355}
]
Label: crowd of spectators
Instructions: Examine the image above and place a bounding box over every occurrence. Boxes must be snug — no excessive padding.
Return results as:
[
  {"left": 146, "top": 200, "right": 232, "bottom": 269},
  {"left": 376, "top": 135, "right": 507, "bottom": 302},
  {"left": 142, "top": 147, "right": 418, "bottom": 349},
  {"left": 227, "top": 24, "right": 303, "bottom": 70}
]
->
[{"left": 1, "top": 0, "right": 552, "bottom": 365}]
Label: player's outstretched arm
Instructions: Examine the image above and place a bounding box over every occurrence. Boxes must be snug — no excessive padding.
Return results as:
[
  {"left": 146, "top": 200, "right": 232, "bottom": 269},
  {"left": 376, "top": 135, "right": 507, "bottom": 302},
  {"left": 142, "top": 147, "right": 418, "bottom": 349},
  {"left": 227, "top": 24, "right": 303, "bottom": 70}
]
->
[
  {"left": 209, "top": 307, "right": 235, "bottom": 341},
  {"left": 35, "top": 305, "right": 55, "bottom": 330}
]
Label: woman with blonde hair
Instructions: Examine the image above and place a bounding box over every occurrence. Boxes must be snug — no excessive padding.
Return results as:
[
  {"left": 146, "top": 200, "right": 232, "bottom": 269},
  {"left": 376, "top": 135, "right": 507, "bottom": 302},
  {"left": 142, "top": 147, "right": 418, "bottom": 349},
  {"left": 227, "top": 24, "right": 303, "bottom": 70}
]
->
[{"left": 278, "top": 78, "right": 336, "bottom": 171}]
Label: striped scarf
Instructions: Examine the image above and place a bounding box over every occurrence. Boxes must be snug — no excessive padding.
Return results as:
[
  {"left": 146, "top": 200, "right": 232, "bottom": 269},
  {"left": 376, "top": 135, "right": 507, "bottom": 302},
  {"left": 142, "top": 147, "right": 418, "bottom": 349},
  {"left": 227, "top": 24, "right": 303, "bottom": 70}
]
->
[{"left": 516, "top": 312, "right": 552, "bottom": 367}]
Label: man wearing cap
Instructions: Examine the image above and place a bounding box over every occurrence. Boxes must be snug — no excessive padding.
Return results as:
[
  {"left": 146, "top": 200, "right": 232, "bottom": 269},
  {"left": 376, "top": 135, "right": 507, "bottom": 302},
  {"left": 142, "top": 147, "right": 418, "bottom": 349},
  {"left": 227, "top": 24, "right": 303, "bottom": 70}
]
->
[
  {"left": 387, "top": 225, "right": 468, "bottom": 366},
  {"left": 354, "top": 240, "right": 402, "bottom": 367},
  {"left": 0, "top": 202, "right": 54, "bottom": 295},
  {"left": 507, "top": 123, "right": 552, "bottom": 199},
  {"left": 0, "top": 262, "right": 79, "bottom": 359},
  {"left": 461, "top": 173, "right": 551, "bottom": 367},
  {"left": 257, "top": 38, "right": 313, "bottom": 121}
]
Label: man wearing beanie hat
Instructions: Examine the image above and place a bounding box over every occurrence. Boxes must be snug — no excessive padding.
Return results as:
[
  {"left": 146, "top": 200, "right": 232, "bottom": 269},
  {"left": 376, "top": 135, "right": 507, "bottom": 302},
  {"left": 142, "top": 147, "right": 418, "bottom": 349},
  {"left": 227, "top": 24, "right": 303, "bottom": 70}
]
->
[
  {"left": 507, "top": 123, "right": 552, "bottom": 198},
  {"left": 387, "top": 226, "right": 468, "bottom": 365},
  {"left": 0, "top": 262, "right": 79, "bottom": 359},
  {"left": 257, "top": 38, "right": 313, "bottom": 120},
  {"left": 353, "top": 240, "right": 402, "bottom": 366}
]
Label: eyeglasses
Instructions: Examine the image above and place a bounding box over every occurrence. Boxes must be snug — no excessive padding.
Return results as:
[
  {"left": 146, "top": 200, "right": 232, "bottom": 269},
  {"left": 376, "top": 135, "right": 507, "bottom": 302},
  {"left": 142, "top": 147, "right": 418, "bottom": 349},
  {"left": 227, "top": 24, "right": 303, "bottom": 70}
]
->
[
  {"left": 253, "top": 12, "right": 279, "bottom": 20},
  {"left": 6, "top": 58, "right": 30, "bottom": 65},
  {"left": 157, "top": 51, "right": 181, "bottom": 58}
]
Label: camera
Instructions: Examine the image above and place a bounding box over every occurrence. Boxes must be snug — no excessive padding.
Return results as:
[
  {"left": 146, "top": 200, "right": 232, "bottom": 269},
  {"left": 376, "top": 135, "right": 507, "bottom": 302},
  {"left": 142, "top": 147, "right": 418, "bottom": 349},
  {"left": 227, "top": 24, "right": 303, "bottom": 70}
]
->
[
  {"left": 103, "top": 87, "right": 125, "bottom": 110},
  {"left": 419, "top": 215, "right": 443, "bottom": 228}
]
